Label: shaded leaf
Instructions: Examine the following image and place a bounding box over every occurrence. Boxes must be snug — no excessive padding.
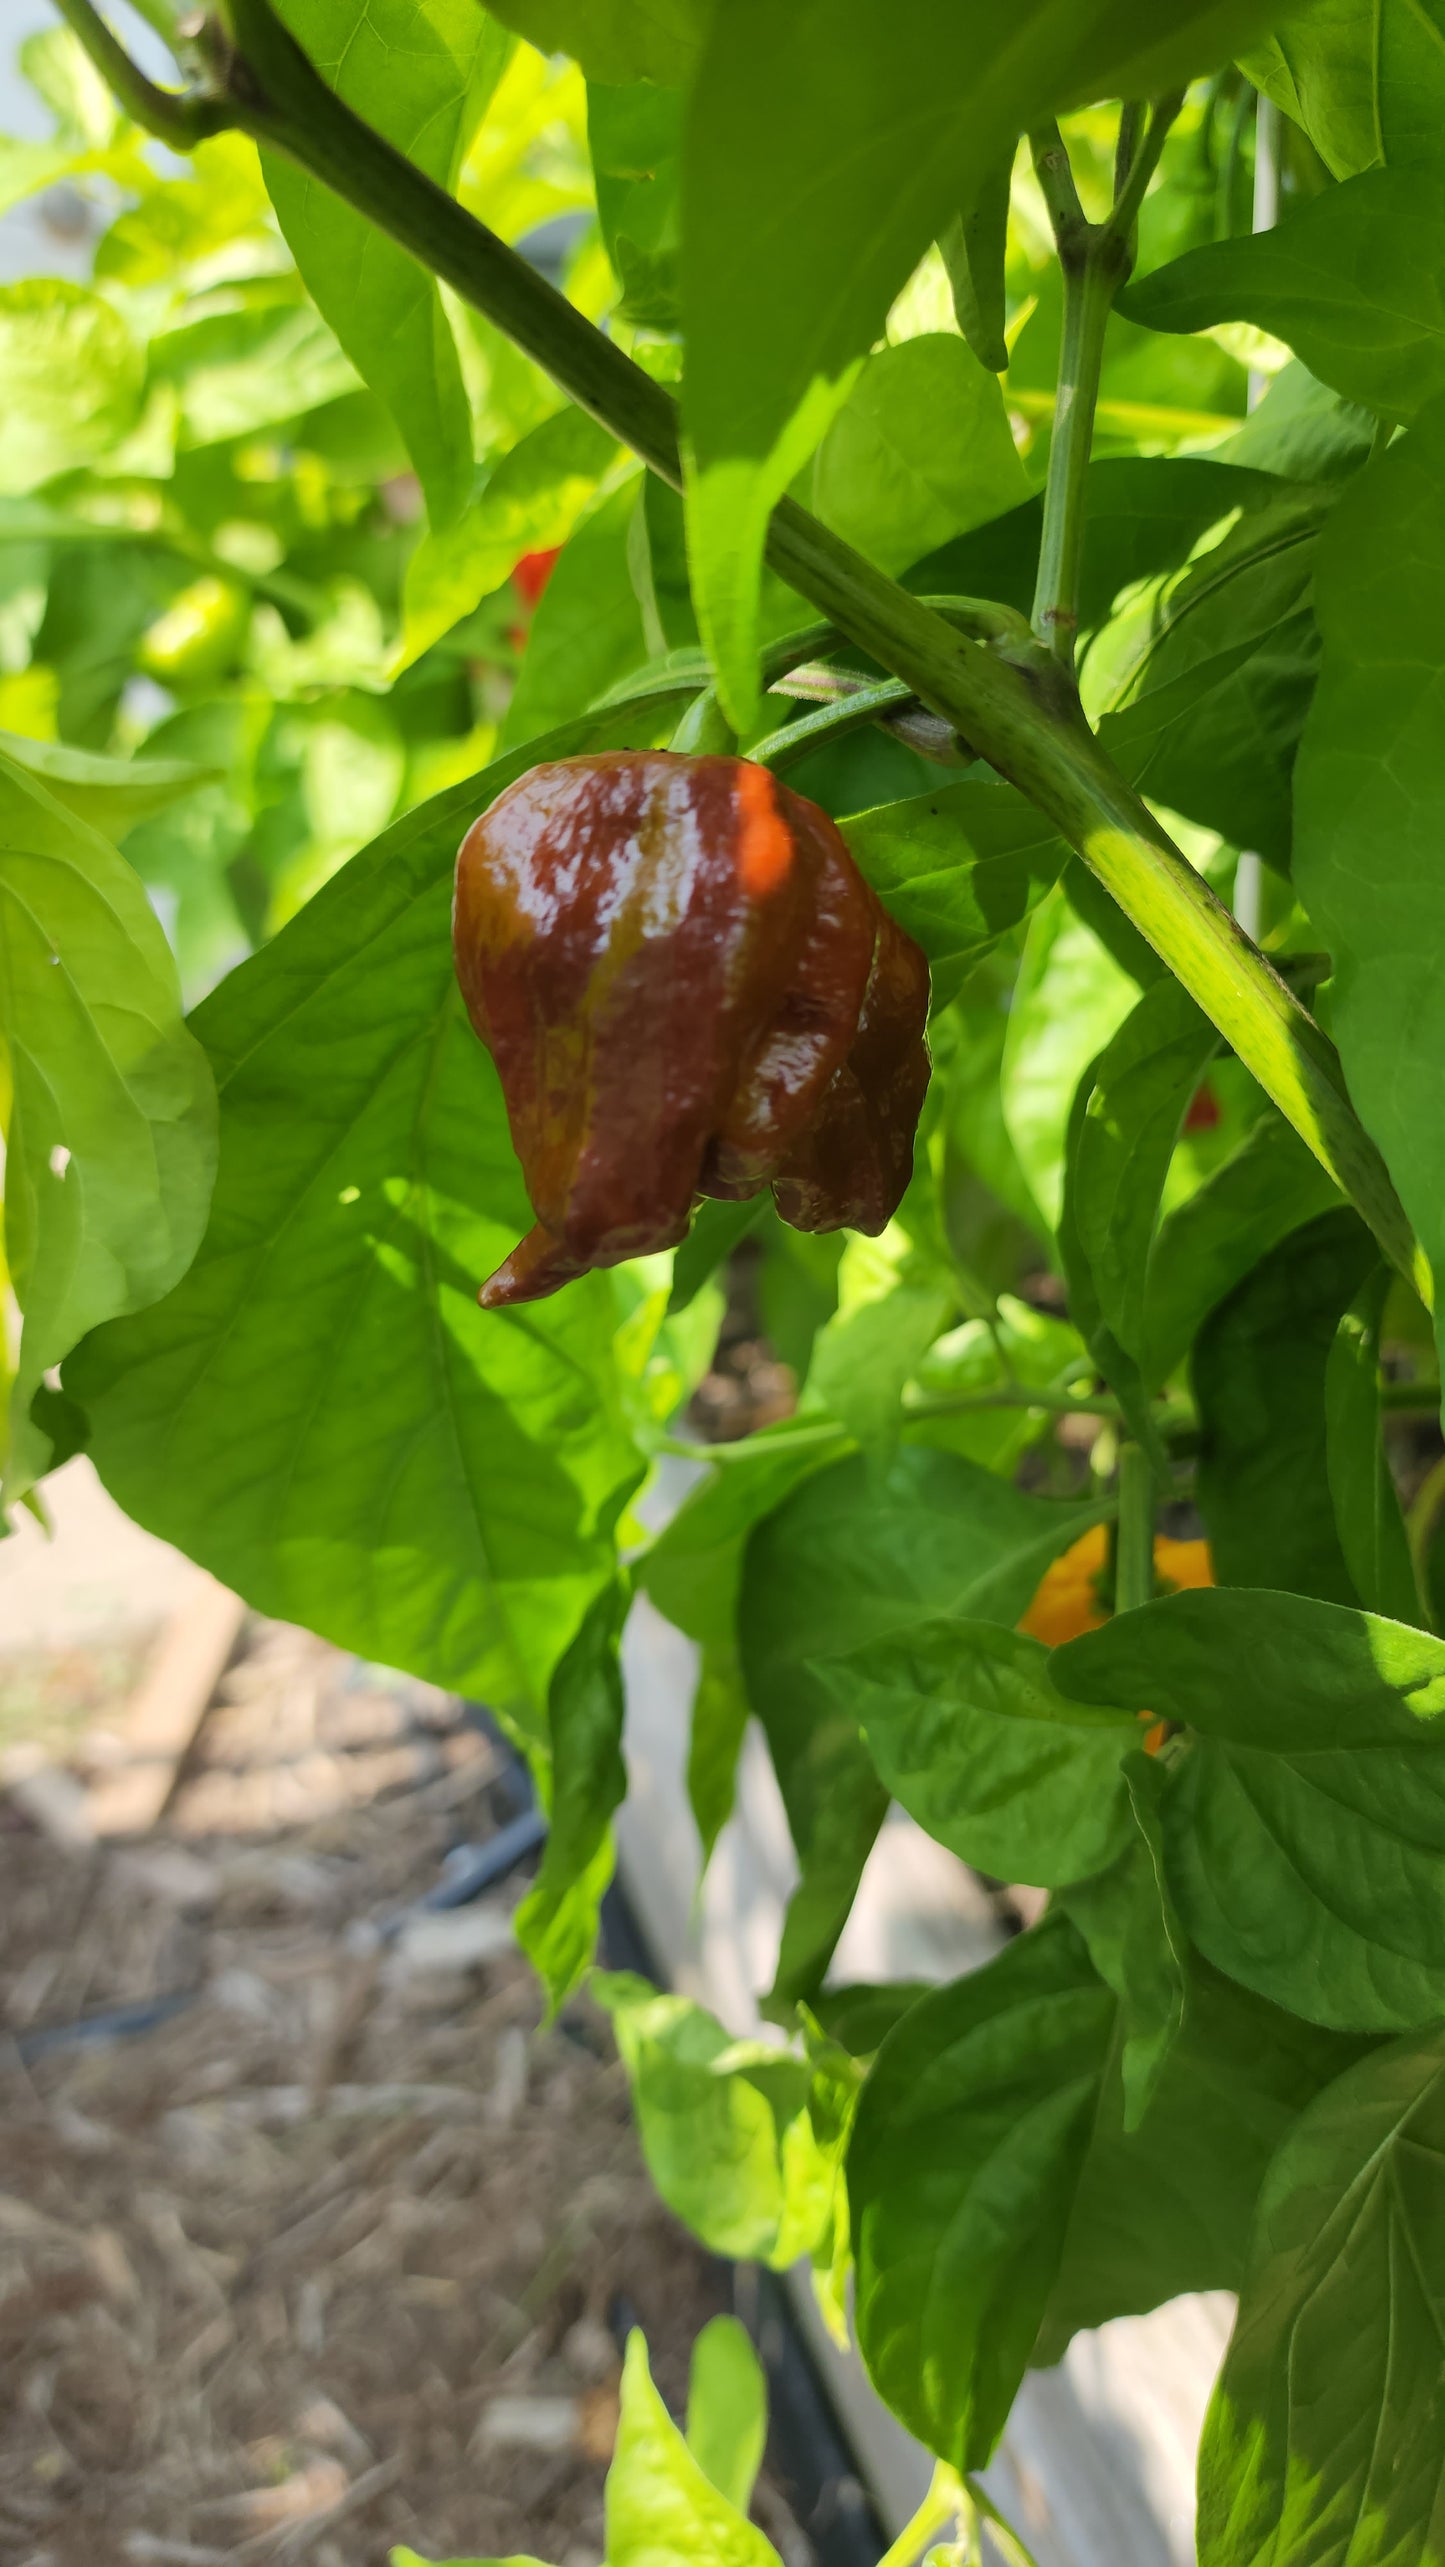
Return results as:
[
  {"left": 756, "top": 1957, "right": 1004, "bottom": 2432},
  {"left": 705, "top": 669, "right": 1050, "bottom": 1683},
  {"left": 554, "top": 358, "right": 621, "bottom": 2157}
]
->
[
  {"left": 1192, "top": 1209, "right": 1377, "bottom": 1605},
  {"left": 1054, "top": 1586, "right": 1445, "bottom": 2031},
  {"left": 849, "top": 1915, "right": 1114, "bottom": 2471},
  {"left": 1000, "top": 881, "right": 1142, "bottom": 1234},
  {"left": 816, "top": 1618, "right": 1135, "bottom": 1889},
  {"left": 1244, "top": 0, "right": 1445, "bottom": 181},
  {"left": 667, "top": 1195, "right": 767, "bottom": 1318},
  {"left": 1062, "top": 1753, "right": 1186, "bottom": 2132},
  {"left": 840, "top": 776, "right": 1068, "bottom": 1010},
  {"left": 941, "top": 150, "right": 1014, "bottom": 375},
  {"left": 1198, "top": 2027, "right": 1445, "bottom": 2567},
  {"left": 1326, "top": 1266, "right": 1419, "bottom": 1626},
  {"left": 740, "top": 1450, "right": 1109, "bottom": 2003},
  {"left": 1089, "top": 481, "right": 1332, "bottom": 870},
  {"left": 1141, "top": 1108, "right": 1343, "bottom": 1387},
  {"left": 515, "top": 1578, "right": 629, "bottom": 2012},
  {"left": 1063, "top": 973, "right": 1220, "bottom": 1408},
  {"left": 1294, "top": 395, "right": 1445, "bottom": 1374},
  {"left": 1034, "top": 1953, "right": 1369, "bottom": 2362},
  {"left": 590, "top": 80, "right": 683, "bottom": 330},
  {"left": 812, "top": 336, "right": 1029, "bottom": 578},
  {"left": 1125, "top": 173, "right": 1445, "bottom": 423},
  {"left": 808, "top": 1282, "right": 955, "bottom": 1452},
  {"left": 484, "top": 0, "right": 710, "bottom": 86}
]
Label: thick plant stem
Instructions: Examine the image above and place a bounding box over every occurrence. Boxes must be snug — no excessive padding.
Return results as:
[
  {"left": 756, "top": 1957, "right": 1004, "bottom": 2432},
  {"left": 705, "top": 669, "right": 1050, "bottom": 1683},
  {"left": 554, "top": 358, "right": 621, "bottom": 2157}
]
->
[
  {"left": 1113, "top": 1444, "right": 1156, "bottom": 1615},
  {"left": 69, "top": 0, "right": 1429, "bottom": 1304}
]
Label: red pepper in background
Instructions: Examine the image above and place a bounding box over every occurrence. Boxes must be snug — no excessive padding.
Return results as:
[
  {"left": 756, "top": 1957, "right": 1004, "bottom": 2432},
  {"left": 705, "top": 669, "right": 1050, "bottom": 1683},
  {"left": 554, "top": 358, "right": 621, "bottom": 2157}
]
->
[
  {"left": 512, "top": 547, "right": 560, "bottom": 609},
  {"left": 454, "top": 753, "right": 931, "bottom": 1309}
]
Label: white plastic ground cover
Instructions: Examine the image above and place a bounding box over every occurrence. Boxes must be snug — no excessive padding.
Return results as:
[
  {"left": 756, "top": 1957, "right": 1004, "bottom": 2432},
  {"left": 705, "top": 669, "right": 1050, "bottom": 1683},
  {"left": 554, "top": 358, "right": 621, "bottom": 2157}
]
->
[{"left": 616, "top": 1580, "right": 1230, "bottom": 2567}]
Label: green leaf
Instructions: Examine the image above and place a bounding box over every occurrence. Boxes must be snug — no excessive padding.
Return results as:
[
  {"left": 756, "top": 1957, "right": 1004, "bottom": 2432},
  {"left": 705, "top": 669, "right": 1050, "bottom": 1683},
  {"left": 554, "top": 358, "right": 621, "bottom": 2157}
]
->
[
  {"left": 808, "top": 1282, "right": 955, "bottom": 1452},
  {"left": 849, "top": 1914, "right": 1115, "bottom": 2472},
  {"left": 812, "top": 337, "right": 1029, "bottom": 579},
  {"left": 0, "top": 732, "right": 215, "bottom": 843},
  {"left": 594, "top": 1974, "right": 832, "bottom": 2267},
  {"left": 500, "top": 478, "right": 648, "bottom": 748},
  {"left": 1087, "top": 480, "right": 1332, "bottom": 870},
  {"left": 608, "top": 2332, "right": 784, "bottom": 2567},
  {"left": 391, "top": 2554, "right": 549, "bottom": 2566},
  {"left": 483, "top": 0, "right": 710, "bottom": 86},
  {"left": 0, "top": 137, "right": 96, "bottom": 221},
  {"left": 1124, "top": 173, "right": 1445, "bottom": 424},
  {"left": 149, "top": 300, "right": 359, "bottom": 447},
  {"left": 1197, "top": 2028, "right": 1445, "bottom": 2567},
  {"left": 20, "top": 24, "right": 123, "bottom": 146},
  {"left": 590, "top": 81, "right": 683, "bottom": 330},
  {"left": 739, "top": 1450, "right": 1109, "bottom": 2003},
  {"left": 1326, "top": 1267, "right": 1420, "bottom": 1626},
  {"left": 264, "top": 0, "right": 510, "bottom": 527},
  {"left": 515, "top": 1578, "right": 629, "bottom": 2012},
  {"left": 1063, "top": 1754, "right": 1186, "bottom": 2130},
  {"left": 1033, "top": 1952, "right": 1369, "bottom": 2362},
  {"left": 1141, "top": 1107, "right": 1343, "bottom": 1388},
  {"left": 1243, "top": 0, "right": 1445, "bottom": 181},
  {"left": 840, "top": 776, "right": 1068, "bottom": 1009},
  {"left": 685, "top": 1644, "right": 752, "bottom": 1869},
  {"left": 66, "top": 711, "right": 689, "bottom": 1738},
  {"left": 93, "top": 132, "right": 274, "bottom": 288},
  {"left": 815, "top": 1619, "right": 1136, "bottom": 1890},
  {"left": 667, "top": 1195, "right": 767, "bottom": 1319},
  {"left": 0, "top": 752, "right": 217, "bottom": 1502},
  {"left": 1294, "top": 396, "right": 1445, "bottom": 1365},
  {"left": 1053, "top": 1586, "right": 1445, "bottom": 2032},
  {"left": 1192, "top": 1209, "right": 1378, "bottom": 1605},
  {"left": 685, "top": 2316, "right": 767, "bottom": 2518},
  {"left": 399, "top": 405, "right": 618, "bottom": 671},
  {"left": 1216, "top": 359, "right": 1379, "bottom": 482},
  {"left": 0, "top": 281, "right": 142, "bottom": 494},
  {"left": 1000, "top": 881, "right": 1142, "bottom": 1235},
  {"left": 1063, "top": 973, "right": 1221, "bottom": 1400},
  {"left": 941, "top": 151, "right": 1014, "bottom": 377},
  {"left": 681, "top": 0, "right": 1318, "bottom": 724}
]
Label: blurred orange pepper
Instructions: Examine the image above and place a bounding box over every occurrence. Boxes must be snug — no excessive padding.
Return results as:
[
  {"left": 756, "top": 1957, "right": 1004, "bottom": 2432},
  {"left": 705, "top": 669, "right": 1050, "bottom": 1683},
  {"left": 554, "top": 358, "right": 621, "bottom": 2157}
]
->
[{"left": 1020, "top": 1522, "right": 1213, "bottom": 1647}]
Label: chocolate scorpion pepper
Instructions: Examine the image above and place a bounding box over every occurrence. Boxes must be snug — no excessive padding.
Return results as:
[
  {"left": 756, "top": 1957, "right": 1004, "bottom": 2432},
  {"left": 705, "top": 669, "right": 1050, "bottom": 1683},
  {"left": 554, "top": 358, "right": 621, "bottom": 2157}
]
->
[{"left": 454, "top": 752, "right": 930, "bottom": 1309}]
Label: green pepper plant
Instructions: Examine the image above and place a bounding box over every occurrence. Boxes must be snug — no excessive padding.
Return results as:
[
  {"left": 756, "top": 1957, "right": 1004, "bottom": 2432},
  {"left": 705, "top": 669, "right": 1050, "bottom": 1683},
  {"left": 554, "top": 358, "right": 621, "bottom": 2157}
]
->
[{"left": 7, "top": 0, "right": 1445, "bottom": 2555}]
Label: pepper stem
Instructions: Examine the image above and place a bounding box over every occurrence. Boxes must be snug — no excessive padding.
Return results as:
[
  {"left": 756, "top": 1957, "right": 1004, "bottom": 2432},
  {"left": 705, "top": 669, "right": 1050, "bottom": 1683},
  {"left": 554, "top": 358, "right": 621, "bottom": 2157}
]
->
[{"left": 1112, "top": 1443, "right": 1157, "bottom": 1615}]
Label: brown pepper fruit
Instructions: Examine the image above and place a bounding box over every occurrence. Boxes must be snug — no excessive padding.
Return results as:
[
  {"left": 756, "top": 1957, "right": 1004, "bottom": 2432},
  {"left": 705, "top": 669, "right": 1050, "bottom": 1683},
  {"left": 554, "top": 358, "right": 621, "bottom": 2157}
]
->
[{"left": 453, "top": 751, "right": 930, "bottom": 1309}]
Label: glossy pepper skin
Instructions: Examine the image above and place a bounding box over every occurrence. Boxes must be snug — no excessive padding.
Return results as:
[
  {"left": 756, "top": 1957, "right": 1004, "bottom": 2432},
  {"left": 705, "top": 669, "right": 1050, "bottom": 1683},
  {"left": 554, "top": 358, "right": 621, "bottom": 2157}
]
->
[{"left": 454, "top": 752, "right": 930, "bottom": 1310}]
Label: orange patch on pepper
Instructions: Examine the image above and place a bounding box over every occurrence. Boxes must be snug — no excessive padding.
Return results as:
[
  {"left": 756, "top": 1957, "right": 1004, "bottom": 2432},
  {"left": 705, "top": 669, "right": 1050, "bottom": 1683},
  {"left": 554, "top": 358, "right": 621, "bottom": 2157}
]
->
[{"left": 1019, "top": 1522, "right": 1213, "bottom": 1647}]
